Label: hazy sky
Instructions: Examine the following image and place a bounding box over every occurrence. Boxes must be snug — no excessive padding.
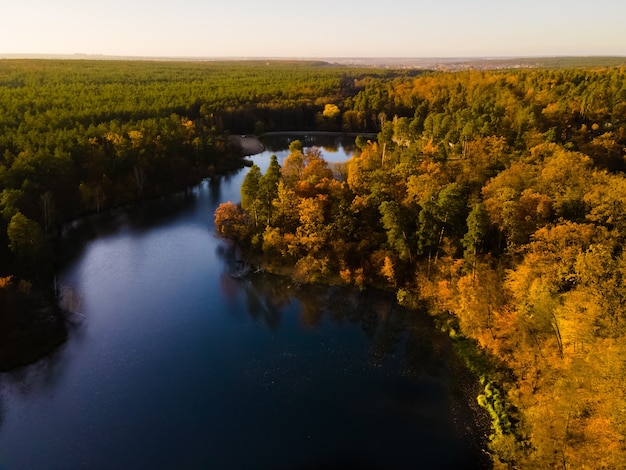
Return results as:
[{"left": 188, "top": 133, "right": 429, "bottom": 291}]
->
[{"left": 2, "top": 0, "right": 625, "bottom": 58}]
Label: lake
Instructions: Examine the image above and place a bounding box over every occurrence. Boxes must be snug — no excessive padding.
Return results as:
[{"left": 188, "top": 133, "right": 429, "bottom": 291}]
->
[{"left": 0, "top": 135, "right": 489, "bottom": 469}]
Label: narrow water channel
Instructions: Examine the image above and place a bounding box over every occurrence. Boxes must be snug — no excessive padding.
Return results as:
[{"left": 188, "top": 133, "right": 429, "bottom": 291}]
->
[{"left": 0, "top": 135, "right": 489, "bottom": 469}]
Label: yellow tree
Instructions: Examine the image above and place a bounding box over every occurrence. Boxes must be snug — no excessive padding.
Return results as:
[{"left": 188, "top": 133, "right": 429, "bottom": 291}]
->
[
  {"left": 535, "top": 144, "right": 594, "bottom": 220},
  {"left": 295, "top": 195, "right": 328, "bottom": 254},
  {"left": 273, "top": 181, "right": 300, "bottom": 234},
  {"left": 454, "top": 267, "right": 504, "bottom": 348},
  {"left": 584, "top": 171, "right": 626, "bottom": 233}
]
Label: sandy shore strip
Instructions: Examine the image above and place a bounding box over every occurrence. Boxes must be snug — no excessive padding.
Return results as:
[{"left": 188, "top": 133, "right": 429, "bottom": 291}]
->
[{"left": 228, "top": 135, "right": 265, "bottom": 156}]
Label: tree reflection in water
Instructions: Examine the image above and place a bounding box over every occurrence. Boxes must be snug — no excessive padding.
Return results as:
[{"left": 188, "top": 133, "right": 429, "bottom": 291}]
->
[
  {"left": 220, "top": 268, "right": 490, "bottom": 469},
  {"left": 226, "top": 264, "right": 454, "bottom": 381}
]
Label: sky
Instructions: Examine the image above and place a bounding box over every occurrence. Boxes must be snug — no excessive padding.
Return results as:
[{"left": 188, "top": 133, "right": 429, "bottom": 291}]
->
[{"left": 2, "top": 0, "right": 626, "bottom": 58}]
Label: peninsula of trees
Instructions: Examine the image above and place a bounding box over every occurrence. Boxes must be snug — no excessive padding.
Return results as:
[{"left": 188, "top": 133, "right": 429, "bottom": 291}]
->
[{"left": 215, "top": 65, "right": 626, "bottom": 468}]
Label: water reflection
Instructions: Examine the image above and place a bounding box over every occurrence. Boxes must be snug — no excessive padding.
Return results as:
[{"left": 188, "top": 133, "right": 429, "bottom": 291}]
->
[
  {"left": 228, "top": 267, "right": 451, "bottom": 381},
  {"left": 208, "top": 175, "right": 225, "bottom": 206},
  {"left": 261, "top": 133, "right": 359, "bottom": 162},
  {"left": 0, "top": 344, "right": 66, "bottom": 425},
  {"left": 227, "top": 272, "right": 489, "bottom": 469}
]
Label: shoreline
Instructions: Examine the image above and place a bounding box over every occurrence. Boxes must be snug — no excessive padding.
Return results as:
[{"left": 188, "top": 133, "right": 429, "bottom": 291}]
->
[
  {"left": 229, "top": 131, "right": 379, "bottom": 157},
  {"left": 228, "top": 135, "right": 265, "bottom": 156}
]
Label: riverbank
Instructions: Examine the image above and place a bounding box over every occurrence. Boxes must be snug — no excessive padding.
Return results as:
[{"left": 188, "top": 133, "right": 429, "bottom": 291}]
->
[
  {"left": 228, "top": 135, "right": 265, "bottom": 156},
  {"left": 0, "top": 286, "right": 67, "bottom": 371}
]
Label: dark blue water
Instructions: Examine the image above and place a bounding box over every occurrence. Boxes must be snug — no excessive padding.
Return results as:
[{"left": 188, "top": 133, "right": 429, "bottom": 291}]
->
[{"left": 0, "top": 136, "right": 488, "bottom": 469}]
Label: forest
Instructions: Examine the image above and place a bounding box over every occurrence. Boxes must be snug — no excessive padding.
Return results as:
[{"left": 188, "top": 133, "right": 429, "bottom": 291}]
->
[
  {"left": 0, "top": 59, "right": 402, "bottom": 369},
  {"left": 215, "top": 65, "right": 626, "bottom": 468},
  {"left": 3, "top": 58, "right": 626, "bottom": 468}
]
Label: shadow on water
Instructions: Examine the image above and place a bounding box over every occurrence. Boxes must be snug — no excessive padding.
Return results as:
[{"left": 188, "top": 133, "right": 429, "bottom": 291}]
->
[
  {"left": 0, "top": 333, "right": 78, "bottom": 426},
  {"left": 231, "top": 272, "right": 491, "bottom": 469},
  {"left": 208, "top": 175, "right": 225, "bottom": 206},
  {"left": 57, "top": 174, "right": 236, "bottom": 270},
  {"left": 58, "top": 191, "right": 198, "bottom": 267},
  {"left": 236, "top": 270, "right": 449, "bottom": 377}
]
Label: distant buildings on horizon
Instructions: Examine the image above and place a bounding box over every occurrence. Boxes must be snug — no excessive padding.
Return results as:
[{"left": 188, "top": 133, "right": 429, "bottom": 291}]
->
[{"left": 1, "top": 53, "right": 625, "bottom": 71}]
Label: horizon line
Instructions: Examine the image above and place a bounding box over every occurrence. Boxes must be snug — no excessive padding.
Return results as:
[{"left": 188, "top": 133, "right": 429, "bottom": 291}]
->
[{"left": 2, "top": 53, "right": 626, "bottom": 61}]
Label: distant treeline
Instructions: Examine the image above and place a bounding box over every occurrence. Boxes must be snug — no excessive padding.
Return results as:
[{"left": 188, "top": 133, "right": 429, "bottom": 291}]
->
[{"left": 215, "top": 65, "right": 626, "bottom": 468}]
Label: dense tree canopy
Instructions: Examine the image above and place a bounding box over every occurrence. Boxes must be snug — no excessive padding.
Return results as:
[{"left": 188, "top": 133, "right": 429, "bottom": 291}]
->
[{"left": 5, "top": 58, "right": 626, "bottom": 466}]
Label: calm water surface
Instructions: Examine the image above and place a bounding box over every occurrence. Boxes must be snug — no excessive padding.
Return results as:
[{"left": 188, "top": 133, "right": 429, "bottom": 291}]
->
[{"left": 0, "top": 136, "right": 488, "bottom": 469}]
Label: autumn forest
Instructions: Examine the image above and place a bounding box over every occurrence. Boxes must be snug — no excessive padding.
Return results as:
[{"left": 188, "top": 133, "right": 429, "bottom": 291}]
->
[
  {"left": 2, "top": 59, "right": 626, "bottom": 468},
  {"left": 215, "top": 64, "right": 626, "bottom": 468}
]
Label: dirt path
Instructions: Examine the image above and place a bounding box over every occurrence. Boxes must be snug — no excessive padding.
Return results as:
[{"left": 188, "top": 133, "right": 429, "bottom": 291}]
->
[{"left": 228, "top": 135, "right": 264, "bottom": 156}]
